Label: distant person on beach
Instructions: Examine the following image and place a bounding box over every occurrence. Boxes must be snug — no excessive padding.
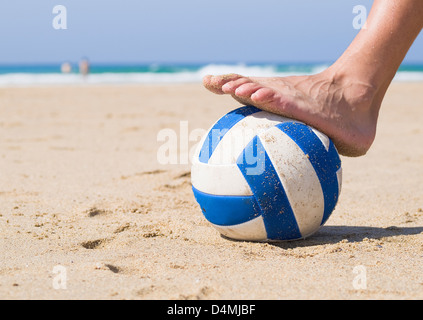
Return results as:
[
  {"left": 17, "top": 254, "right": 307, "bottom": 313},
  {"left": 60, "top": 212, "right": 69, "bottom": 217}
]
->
[
  {"left": 61, "top": 62, "right": 72, "bottom": 74},
  {"left": 79, "top": 58, "right": 90, "bottom": 77},
  {"left": 203, "top": 0, "right": 423, "bottom": 157}
]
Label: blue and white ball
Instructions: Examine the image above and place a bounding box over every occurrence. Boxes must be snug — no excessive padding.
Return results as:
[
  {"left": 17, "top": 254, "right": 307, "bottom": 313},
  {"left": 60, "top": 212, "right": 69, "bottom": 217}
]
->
[{"left": 191, "top": 106, "right": 342, "bottom": 241}]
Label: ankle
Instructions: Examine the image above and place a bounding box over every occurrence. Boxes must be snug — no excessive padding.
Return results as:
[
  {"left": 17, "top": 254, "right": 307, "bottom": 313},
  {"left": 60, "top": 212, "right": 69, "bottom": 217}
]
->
[{"left": 319, "top": 65, "right": 380, "bottom": 112}]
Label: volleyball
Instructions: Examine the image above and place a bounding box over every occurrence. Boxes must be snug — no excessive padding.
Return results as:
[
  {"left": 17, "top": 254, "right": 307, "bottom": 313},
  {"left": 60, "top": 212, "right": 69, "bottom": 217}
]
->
[{"left": 191, "top": 106, "right": 342, "bottom": 241}]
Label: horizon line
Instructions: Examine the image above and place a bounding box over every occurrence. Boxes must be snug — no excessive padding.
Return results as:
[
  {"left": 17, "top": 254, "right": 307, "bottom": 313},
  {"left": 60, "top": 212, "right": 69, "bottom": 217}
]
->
[{"left": 0, "top": 61, "right": 422, "bottom": 67}]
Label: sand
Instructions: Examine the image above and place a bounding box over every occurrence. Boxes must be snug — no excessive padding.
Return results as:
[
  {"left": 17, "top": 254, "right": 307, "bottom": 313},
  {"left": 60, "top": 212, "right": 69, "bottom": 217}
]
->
[{"left": 0, "top": 82, "right": 422, "bottom": 300}]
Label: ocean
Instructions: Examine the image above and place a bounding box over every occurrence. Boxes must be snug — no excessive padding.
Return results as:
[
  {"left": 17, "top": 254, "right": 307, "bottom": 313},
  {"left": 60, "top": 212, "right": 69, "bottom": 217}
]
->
[{"left": 0, "top": 63, "right": 422, "bottom": 87}]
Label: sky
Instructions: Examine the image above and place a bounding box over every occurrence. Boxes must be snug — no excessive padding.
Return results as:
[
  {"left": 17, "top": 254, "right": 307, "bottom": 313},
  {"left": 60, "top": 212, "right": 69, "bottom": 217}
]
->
[{"left": 0, "top": 0, "right": 422, "bottom": 65}]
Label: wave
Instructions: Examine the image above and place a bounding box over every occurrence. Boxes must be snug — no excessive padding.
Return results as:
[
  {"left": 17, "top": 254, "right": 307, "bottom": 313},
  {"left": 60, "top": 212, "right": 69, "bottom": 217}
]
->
[{"left": 0, "top": 63, "right": 421, "bottom": 87}]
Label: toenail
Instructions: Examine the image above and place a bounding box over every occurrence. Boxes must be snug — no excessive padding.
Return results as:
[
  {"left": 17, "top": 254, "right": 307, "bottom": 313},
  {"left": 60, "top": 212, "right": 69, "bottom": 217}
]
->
[{"left": 222, "top": 82, "right": 232, "bottom": 91}]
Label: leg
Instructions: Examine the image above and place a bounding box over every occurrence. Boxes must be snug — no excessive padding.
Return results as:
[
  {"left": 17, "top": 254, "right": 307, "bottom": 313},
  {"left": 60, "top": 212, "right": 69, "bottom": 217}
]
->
[{"left": 203, "top": 0, "right": 423, "bottom": 157}]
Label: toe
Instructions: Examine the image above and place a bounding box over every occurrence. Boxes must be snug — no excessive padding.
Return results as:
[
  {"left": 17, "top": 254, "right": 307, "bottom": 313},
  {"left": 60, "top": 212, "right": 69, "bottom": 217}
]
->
[
  {"left": 203, "top": 75, "right": 224, "bottom": 94},
  {"left": 222, "top": 77, "right": 252, "bottom": 94},
  {"left": 203, "top": 74, "right": 244, "bottom": 94},
  {"left": 202, "top": 74, "right": 213, "bottom": 86},
  {"left": 234, "top": 83, "right": 262, "bottom": 98},
  {"left": 251, "top": 87, "right": 277, "bottom": 103}
]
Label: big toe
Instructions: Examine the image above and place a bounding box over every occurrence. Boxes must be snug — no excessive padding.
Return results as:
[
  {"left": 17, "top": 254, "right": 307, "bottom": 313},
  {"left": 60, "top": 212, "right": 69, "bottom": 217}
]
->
[{"left": 203, "top": 74, "right": 244, "bottom": 94}]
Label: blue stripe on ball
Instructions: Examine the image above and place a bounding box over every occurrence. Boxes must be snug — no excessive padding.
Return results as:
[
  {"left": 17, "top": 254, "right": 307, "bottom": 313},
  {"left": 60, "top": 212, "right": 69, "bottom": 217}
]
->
[
  {"left": 192, "top": 186, "right": 262, "bottom": 226},
  {"left": 275, "top": 122, "right": 341, "bottom": 225},
  {"left": 237, "top": 136, "right": 302, "bottom": 241},
  {"left": 198, "top": 105, "right": 261, "bottom": 163}
]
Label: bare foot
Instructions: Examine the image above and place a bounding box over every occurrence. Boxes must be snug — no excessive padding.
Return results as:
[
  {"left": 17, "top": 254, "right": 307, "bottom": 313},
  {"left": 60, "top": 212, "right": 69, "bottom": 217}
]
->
[{"left": 203, "top": 70, "right": 381, "bottom": 157}]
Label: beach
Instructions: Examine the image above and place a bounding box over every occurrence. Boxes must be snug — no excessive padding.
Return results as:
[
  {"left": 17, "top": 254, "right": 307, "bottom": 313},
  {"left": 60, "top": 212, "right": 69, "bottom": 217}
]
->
[{"left": 0, "top": 81, "right": 422, "bottom": 300}]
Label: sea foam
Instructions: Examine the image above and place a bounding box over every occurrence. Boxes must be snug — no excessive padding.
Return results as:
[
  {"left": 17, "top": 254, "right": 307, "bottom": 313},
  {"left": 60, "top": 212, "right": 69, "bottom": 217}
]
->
[{"left": 0, "top": 63, "right": 421, "bottom": 87}]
